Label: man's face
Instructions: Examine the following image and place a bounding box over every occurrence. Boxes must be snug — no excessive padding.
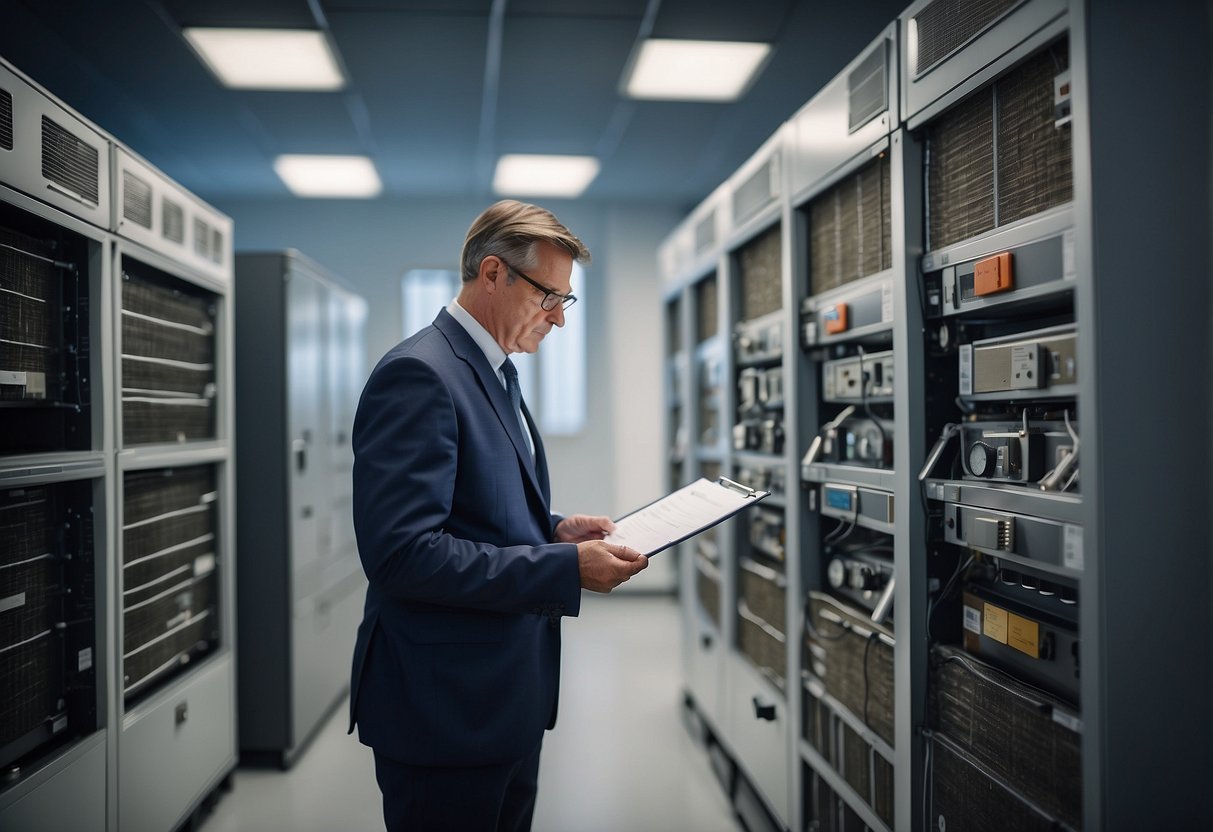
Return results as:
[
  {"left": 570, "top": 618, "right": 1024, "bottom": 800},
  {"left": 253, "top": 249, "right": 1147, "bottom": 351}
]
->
[{"left": 490, "top": 242, "right": 572, "bottom": 354}]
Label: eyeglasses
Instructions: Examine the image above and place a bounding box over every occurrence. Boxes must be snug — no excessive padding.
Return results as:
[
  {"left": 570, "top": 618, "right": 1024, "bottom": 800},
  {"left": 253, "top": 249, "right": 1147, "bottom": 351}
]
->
[{"left": 497, "top": 257, "right": 578, "bottom": 311}]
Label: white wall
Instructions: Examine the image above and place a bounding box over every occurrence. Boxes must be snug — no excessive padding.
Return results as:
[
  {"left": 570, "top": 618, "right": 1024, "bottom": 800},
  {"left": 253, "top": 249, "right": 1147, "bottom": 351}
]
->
[{"left": 217, "top": 196, "right": 682, "bottom": 590}]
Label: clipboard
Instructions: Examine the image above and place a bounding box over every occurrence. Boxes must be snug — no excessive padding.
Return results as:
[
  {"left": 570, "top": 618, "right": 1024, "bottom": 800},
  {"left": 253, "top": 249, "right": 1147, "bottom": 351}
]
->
[{"left": 603, "top": 476, "right": 771, "bottom": 557}]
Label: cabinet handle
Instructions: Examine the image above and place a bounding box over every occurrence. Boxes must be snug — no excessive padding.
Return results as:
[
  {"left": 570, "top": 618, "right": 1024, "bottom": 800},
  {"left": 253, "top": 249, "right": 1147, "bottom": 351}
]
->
[
  {"left": 700, "top": 633, "right": 713, "bottom": 649},
  {"left": 752, "top": 696, "right": 776, "bottom": 721},
  {"left": 175, "top": 702, "right": 188, "bottom": 726},
  {"left": 293, "top": 438, "right": 307, "bottom": 472}
]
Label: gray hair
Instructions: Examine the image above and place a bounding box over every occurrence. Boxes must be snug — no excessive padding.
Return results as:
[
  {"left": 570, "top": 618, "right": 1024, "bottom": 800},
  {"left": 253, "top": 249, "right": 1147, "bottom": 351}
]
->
[{"left": 460, "top": 199, "right": 590, "bottom": 283}]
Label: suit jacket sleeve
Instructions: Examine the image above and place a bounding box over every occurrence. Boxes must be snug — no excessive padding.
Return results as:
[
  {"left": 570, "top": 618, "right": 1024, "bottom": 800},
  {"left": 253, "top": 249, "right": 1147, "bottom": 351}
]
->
[{"left": 352, "top": 353, "right": 581, "bottom": 615}]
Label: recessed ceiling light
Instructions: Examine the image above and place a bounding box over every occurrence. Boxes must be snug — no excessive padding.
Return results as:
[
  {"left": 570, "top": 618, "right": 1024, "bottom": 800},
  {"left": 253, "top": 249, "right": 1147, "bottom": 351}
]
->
[
  {"left": 492, "top": 155, "right": 600, "bottom": 198},
  {"left": 183, "top": 28, "right": 345, "bottom": 91},
  {"left": 623, "top": 39, "right": 771, "bottom": 101},
  {"left": 273, "top": 155, "right": 381, "bottom": 198}
]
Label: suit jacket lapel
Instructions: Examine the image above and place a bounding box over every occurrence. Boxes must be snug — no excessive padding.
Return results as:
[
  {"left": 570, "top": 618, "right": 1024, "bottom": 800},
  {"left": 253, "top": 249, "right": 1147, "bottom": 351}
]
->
[{"left": 433, "top": 310, "right": 548, "bottom": 508}]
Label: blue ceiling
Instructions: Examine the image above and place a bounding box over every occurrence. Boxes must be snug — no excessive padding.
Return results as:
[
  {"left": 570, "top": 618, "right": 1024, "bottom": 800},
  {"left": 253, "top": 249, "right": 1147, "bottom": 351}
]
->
[{"left": 1, "top": 0, "right": 907, "bottom": 209}]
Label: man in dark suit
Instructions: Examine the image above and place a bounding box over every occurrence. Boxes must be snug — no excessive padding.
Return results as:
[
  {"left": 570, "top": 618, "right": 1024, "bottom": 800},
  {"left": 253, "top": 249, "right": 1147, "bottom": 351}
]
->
[{"left": 349, "top": 200, "right": 648, "bottom": 831}]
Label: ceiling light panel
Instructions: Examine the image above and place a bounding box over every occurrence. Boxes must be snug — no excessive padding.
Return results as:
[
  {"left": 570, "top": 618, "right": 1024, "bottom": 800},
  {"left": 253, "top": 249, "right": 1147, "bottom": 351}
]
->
[
  {"left": 273, "top": 155, "right": 381, "bottom": 198},
  {"left": 492, "top": 155, "right": 600, "bottom": 198},
  {"left": 624, "top": 39, "right": 771, "bottom": 101},
  {"left": 184, "top": 28, "right": 345, "bottom": 91}
]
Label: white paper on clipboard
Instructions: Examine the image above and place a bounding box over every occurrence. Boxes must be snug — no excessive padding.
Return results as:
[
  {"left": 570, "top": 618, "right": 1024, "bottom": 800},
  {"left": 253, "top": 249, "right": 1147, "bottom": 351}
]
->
[{"left": 603, "top": 477, "right": 769, "bottom": 556}]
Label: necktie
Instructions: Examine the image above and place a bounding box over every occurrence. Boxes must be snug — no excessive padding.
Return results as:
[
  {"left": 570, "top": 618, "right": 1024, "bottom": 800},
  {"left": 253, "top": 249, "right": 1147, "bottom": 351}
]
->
[
  {"left": 501, "top": 358, "right": 534, "bottom": 458},
  {"left": 502, "top": 357, "right": 522, "bottom": 418}
]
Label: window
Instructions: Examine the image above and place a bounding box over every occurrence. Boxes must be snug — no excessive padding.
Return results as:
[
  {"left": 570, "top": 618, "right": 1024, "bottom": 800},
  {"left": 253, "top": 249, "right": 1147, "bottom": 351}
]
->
[
  {"left": 401, "top": 269, "right": 459, "bottom": 338},
  {"left": 400, "top": 263, "right": 587, "bottom": 436}
]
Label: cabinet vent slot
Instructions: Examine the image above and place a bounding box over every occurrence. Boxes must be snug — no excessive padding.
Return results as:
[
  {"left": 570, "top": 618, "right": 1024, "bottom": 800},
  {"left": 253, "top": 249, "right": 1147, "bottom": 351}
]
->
[{"left": 41, "top": 116, "right": 99, "bottom": 205}]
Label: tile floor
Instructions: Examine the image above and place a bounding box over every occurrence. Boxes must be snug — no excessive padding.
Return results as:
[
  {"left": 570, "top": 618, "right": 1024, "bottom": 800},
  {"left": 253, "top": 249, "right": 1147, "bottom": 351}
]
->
[{"left": 199, "top": 594, "right": 741, "bottom": 832}]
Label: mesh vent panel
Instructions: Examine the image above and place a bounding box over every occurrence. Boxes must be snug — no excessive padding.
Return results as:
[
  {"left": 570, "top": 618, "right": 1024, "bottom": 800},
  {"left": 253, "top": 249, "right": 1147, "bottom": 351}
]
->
[
  {"left": 931, "top": 737, "right": 1061, "bottom": 832},
  {"left": 193, "top": 217, "right": 209, "bottom": 259},
  {"left": 739, "top": 560, "right": 785, "bottom": 634},
  {"left": 696, "top": 275, "right": 718, "bottom": 341},
  {"left": 0, "top": 226, "right": 55, "bottom": 394},
  {"left": 40, "top": 116, "right": 99, "bottom": 204},
  {"left": 997, "top": 45, "right": 1073, "bottom": 225},
  {"left": 737, "top": 604, "right": 786, "bottom": 689},
  {"left": 121, "top": 267, "right": 217, "bottom": 444},
  {"left": 848, "top": 42, "right": 887, "bottom": 131},
  {"left": 122, "top": 466, "right": 219, "bottom": 703},
  {"left": 841, "top": 722, "right": 870, "bottom": 801},
  {"left": 0, "top": 487, "right": 61, "bottom": 759},
  {"left": 808, "top": 595, "right": 895, "bottom": 745},
  {"left": 695, "top": 558, "right": 721, "bottom": 629},
  {"left": 733, "top": 156, "right": 779, "bottom": 224},
  {"left": 874, "top": 753, "right": 894, "bottom": 826},
  {"left": 162, "top": 199, "right": 185, "bottom": 244},
  {"left": 808, "top": 154, "right": 892, "bottom": 295},
  {"left": 926, "top": 88, "right": 996, "bottom": 249},
  {"left": 0, "top": 88, "right": 12, "bottom": 151},
  {"left": 929, "top": 646, "right": 1082, "bottom": 828},
  {"left": 737, "top": 224, "right": 782, "bottom": 321},
  {"left": 914, "top": 0, "right": 1024, "bottom": 75},
  {"left": 210, "top": 228, "right": 223, "bottom": 264},
  {"left": 122, "top": 170, "right": 153, "bottom": 229}
]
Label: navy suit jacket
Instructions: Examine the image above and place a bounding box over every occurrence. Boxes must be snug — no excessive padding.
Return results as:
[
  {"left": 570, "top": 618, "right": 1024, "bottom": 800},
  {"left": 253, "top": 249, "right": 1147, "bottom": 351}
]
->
[{"left": 348, "top": 308, "right": 582, "bottom": 766}]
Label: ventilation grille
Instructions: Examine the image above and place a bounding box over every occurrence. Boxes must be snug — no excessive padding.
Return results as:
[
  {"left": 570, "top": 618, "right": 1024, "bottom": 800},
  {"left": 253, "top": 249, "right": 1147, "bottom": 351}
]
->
[
  {"left": 210, "top": 228, "right": 223, "bottom": 264},
  {"left": 996, "top": 46, "right": 1073, "bottom": 226},
  {"left": 736, "top": 224, "right": 782, "bottom": 321},
  {"left": 696, "top": 274, "right": 718, "bottom": 342},
  {"left": 122, "top": 466, "right": 219, "bottom": 704},
  {"left": 122, "top": 170, "right": 153, "bottom": 229},
  {"left": 0, "top": 88, "right": 13, "bottom": 151},
  {"left": 807, "top": 594, "right": 895, "bottom": 746},
  {"left": 925, "top": 40, "right": 1071, "bottom": 251},
  {"left": 695, "top": 557, "right": 721, "bottom": 630},
  {"left": 848, "top": 41, "right": 888, "bottom": 132},
  {"left": 808, "top": 153, "right": 892, "bottom": 296},
  {"left": 733, "top": 154, "right": 780, "bottom": 225},
  {"left": 0, "top": 226, "right": 56, "bottom": 399},
  {"left": 929, "top": 645, "right": 1081, "bottom": 828},
  {"left": 193, "top": 217, "right": 210, "bottom": 260},
  {"left": 926, "top": 89, "right": 995, "bottom": 249},
  {"left": 666, "top": 297, "right": 682, "bottom": 353},
  {"left": 40, "top": 116, "right": 99, "bottom": 205},
  {"left": 914, "top": 0, "right": 1025, "bottom": 77},
  {"left": 121, "top": 264, "right": 217, "bottom": 445},
  {"left": 0, "top": 486, "right": 61, "bottom": 765},
  {"left": 161, "top": 199, "right": 185, "bottom": 244},
  {"left": 694, "top": 210, "right": 717, "bottom": 255}
]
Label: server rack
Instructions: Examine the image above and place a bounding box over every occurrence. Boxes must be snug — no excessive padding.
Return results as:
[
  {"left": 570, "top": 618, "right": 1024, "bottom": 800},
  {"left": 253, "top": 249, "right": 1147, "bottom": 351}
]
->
[
  {"left": 110, "top": 142, "right": 236, "bottom": 832},
  {"left": 789, "top": 26, "right": 906, "bottom": 831},
  {"left": 0, "top": 57, "right": 112, "bottom": 832},
  {"left": 658, "top": 0, "right": 1211, "bottom": 828},
  {"left": 233, "top": 251, "right": 367, "bottom": 768}
]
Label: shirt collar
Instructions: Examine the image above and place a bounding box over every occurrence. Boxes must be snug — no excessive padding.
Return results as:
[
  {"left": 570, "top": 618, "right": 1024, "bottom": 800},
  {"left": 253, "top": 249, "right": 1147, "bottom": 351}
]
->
[{"left": 446, "top": 297, "right": 509, "bottom": 378}]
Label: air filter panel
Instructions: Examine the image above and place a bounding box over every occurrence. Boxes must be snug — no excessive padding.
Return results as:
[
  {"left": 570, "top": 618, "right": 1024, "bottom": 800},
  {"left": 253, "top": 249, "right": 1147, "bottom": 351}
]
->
[
  {"left": 120, "top": 261, "right": 217, "bottom": 445},
  {"left": 736, "top": 224, "right": 782, "bottom": 321},
  {"left": 122, "top": 466, "right": 220, "bottom": 704}
]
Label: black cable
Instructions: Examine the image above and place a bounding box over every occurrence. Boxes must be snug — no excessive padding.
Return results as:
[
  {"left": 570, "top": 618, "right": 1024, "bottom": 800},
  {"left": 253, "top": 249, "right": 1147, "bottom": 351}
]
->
[
  {"left": 862, "top": 630, "right": 879, "bottom": 728},
  {"left": 926, "top": 551, "right": 974, "bottom": 643}
]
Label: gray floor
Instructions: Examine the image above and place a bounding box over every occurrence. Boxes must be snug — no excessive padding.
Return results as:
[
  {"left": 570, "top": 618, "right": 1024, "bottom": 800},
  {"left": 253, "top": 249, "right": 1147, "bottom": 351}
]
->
[{"left": 199, "top": 594, "right": 741, "bottom": 832}]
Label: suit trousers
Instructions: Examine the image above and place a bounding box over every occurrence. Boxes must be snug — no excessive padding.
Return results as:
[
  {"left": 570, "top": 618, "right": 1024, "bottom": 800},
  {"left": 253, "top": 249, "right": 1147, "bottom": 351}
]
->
[{"left": 372, "top": 741, "right": 543, "bottom": 832}]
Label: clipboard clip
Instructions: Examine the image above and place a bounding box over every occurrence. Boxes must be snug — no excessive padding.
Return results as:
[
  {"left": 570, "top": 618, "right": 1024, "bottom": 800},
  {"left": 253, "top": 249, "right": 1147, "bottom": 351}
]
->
[{"left": 717, "top": 476, "right": 759, "bottom": 498}]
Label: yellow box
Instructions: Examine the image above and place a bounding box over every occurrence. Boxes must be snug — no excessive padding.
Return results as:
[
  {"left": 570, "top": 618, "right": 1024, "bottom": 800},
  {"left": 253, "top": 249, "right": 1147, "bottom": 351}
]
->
[
  {"left": 982, "top": 602, "right": 1009, "bottom": 644},
  {"left": 1008, "top": 612, "right": 1040, "bottom": 658}
]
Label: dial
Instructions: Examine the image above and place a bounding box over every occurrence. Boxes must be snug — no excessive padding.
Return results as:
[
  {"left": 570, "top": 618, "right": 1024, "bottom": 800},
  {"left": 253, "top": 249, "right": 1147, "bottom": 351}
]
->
[
  {"left": 968, "top": 441, "right": 997, "bottom": 477},
  {"left": 827, "top": 558, "right": 847, "bottom": 588}
]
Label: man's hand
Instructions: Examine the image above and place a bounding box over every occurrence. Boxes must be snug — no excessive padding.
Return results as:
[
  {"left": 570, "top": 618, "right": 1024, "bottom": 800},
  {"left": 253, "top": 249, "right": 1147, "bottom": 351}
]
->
[
  {"left": 577, "top": 540, "right": 647, "bottom": 593},
  {"left": 554, "top": 514, "right": 615, "bottom": 543}
]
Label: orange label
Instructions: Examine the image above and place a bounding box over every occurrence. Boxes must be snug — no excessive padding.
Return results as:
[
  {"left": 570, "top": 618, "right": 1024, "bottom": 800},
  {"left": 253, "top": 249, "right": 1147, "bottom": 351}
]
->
[
  {"left": 982, "top": 602, "right": 1008, "bottom": 644},
  {"left": 974, "top": 252, "right": 1013, "bottom": 296},
  {"left": 1008, "top": 612, "right": 1040, "bottom": 658},
  {"left": 824, "top": 303, "right": 848, "bottom": 334}
]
